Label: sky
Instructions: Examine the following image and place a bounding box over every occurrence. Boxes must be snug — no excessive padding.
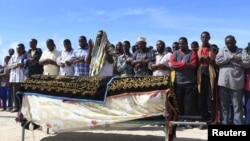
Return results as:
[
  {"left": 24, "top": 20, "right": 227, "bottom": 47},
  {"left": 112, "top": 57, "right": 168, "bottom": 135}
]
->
[{"left": 0, "top": 0, "right": 250, "bottom": 65}]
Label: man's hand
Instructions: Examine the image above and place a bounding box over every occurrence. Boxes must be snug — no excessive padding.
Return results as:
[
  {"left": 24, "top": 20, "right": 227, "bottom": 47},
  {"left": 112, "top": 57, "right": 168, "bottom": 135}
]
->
[
  {"left": 233, "top": 55, "right": 242, "bottom": 63},
  {"left": 200, "top": 55, "right": 210, "bottom": 61},
  {"left": 61, "top": 63, "right": 65, "bottom": 68},
  {"left": 13, "top": 63, "right": 24, "bottom": 69},
  {"left": 185, "top": 63, "right": 193, "bottom": 68},
  {"left": 142, "top": 59, "right": 150, "bottom": 65},
  {"left": 151, "top": 64, "right": 159, "bottom": 71},
  {"left": 28, "top": 58, "right": 35, "bottom": 64},
  {"left": 44, "top": 59, "right": 56, "bottom": 65},
  {"left": 135, "top": 63, "right": 141, "bottom": 69},
  {"left": 65, "top": 61, "right": 71, "bottom": 66}
]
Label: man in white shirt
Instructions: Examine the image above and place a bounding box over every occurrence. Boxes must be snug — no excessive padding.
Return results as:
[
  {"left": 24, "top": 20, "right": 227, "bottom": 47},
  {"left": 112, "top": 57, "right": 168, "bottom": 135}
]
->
[
  {"left": 39, "top": 39, "right": 60, "bottom": 75},
  {"left": 7, "top": 43, "right": 26, "bottom": 112},
  {"left": 57, "top": 39, "right": 74, "bottom": 76},
  {"left": 149, "top": 40, "right": 172, "bottom": 76}
]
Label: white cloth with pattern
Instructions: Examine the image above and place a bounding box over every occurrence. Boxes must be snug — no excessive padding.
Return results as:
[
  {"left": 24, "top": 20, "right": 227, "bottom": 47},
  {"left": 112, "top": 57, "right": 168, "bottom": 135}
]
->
[{"left": 21, "top": 90, "right": 167, "bottom": 133}]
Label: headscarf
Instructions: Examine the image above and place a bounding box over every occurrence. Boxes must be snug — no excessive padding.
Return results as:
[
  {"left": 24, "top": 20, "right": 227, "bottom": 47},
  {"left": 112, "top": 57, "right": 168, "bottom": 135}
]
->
[{"left": 90, "top": 30, "right": 113, "bottom": 76}]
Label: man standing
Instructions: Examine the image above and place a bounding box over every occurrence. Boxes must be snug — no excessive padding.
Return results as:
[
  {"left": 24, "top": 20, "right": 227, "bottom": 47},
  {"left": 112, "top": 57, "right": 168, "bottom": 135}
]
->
[
  {"left": 149, "top": 40, "right": 172, "bottom": 76},
  {"left": 242, "top": 42, "right": 250, "bottom": 125},
  {"left": 196, "top": 31, "right": 217, "bottom": 128},
  {"left": 170, "top": 37, "right": 197, "bottom": 129},
  {"left": 172, "top": 42, "right": 179, "bottom": 51},
  {"left": 191, "top": 41, "right": 199, "bottom": 52},
  {"left": 116, "top": 40, "right": 134, "bottom": 76},
  {"left": 23, "top": 38, "right": 43, "bottom": 78},
  {"left": 57, "top": 39, "right": 74, "bottom": 76},
  {"left": 39, "top": 39, "right": 60, "bottom": 75},
  {"left": 8, "top": 48, "right": 15, "bottom": 58},
  {"left": 215, "top": 35, "right": 245, "bottom": 125},
  {"left": 131, "top": 37, "right": 155, "bottom": 76},
  {"left": 0, "top": 56, "right": 11, "bottom": 111},
  {"left": 8, "top": 43, "right": 26, "bottom": 112},
  {"left": 89, "top": 30, "right": 115, "bottom": 76}
]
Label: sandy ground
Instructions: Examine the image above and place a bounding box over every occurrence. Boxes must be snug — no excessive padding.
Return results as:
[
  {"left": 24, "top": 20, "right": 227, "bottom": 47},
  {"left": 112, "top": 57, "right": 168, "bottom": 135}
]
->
[{"left": 0, "top": 111, "right": 207, "bottom": 141}]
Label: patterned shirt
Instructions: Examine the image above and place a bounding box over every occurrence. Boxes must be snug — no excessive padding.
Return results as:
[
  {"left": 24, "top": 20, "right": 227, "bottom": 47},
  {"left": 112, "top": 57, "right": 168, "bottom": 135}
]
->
[
  {"left": 71, "top": 47, "right": 89, "bottom": 76},
  {"left": 132, "top": 48, "right": 156, "bottom": 76},
  {"left": 117, "top": 53, "right": 134, "bottom": 76}
]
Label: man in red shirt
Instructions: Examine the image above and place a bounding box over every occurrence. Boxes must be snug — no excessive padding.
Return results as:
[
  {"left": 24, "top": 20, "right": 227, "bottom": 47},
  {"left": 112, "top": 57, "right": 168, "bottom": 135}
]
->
[
  {"left": 170, "top": 37, "right": 198, "bottom": 129},
  {"left": 196, "top": 31, "right": 217, "bottom": 129}
]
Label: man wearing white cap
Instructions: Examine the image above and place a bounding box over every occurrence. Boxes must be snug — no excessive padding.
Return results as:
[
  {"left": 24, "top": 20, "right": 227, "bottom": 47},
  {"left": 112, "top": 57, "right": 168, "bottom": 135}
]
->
[{"left": 131, "top": 37, "right": 155, "bottom": 76}]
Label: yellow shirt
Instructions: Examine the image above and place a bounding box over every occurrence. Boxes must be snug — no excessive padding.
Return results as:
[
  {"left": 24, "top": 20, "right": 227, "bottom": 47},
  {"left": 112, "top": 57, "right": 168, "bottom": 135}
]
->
[
  {"left": 39, "top": 49, "right": 60, "bottom": 75},
  {"left": 31, "top": 50, "right": 36, "bottom": 56}
]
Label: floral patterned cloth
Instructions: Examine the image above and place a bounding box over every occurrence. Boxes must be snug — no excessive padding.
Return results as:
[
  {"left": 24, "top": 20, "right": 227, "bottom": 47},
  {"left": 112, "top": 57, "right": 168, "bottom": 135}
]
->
[{"left": 21, "top": 90, "right": 167, "bottom": 133}]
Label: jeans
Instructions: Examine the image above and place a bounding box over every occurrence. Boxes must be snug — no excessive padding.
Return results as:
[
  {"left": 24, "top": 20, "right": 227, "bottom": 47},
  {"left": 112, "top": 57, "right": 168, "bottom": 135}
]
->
[
  {"left": 219, "top": 86, "right": 244, "bottom": 125},
  {"left": 0, "top": 86, "right": 12, "bottom": 109},
  {"left": 245, "top": 91, "right": 250, "bottom": 125}
]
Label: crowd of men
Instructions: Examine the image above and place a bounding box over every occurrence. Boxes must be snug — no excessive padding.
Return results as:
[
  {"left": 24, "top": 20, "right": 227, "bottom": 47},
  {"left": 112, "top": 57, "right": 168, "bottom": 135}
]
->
[{"left": 0, "top": 30, "right": 250, "bottom": 130}]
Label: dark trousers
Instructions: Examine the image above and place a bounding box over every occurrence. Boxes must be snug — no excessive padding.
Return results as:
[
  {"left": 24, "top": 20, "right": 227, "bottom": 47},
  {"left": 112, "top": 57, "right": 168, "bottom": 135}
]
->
[
  {"left": 11, "top": 83, "right": 22, "bottom": 111},
  {"left": 0, "top": 86, "right": 12, "bottom": 109},
  {"left": 198, "top": 67, "right": 216, "bottom": 122},
  {"left": 174, "top": 83, "right": 197, "bottom": 117}
]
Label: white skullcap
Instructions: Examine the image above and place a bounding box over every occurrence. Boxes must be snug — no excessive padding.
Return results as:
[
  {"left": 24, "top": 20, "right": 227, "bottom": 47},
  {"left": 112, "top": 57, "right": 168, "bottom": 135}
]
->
[{"left": 137, "top": 37, "right": 146, "bottom": 42}]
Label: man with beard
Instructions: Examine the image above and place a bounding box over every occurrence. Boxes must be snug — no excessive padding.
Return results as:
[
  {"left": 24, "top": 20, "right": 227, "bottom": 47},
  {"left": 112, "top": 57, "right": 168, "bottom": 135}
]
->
[
  {"left": 89, "top": 30, "right": 115, "bottom": 76},
  {"left": 131, "top": 37, "right": 155, "bottom": 76},
  {"left": 149, "top": 40, "right": 172, "bottom": 76}
]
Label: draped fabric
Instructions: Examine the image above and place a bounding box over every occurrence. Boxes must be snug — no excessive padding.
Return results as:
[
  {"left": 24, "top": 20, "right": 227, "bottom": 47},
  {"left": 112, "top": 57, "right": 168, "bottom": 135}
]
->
[
  {"left": 21, "top": 75, "right": 170, "bottom": 103},
  {"left": 89, "top": 31, "right": 114, "bottom": 76},
  {"left": 18, "top": 75, "right": 178, "bottom": 141},
  {"left": 20, "top": 89, "right": 178, "bottom": 141},
  {"left": 20, "top": 75, "right": 114, "bottom": 103},
  {"left": 197, "top": 46, "right": 216, "bottom": 98}
]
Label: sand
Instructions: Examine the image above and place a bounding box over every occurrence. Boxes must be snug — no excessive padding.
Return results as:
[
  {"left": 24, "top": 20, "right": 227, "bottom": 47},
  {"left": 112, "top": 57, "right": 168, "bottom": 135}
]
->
[{"left": 0, "top": 111, "right": 207, "bottom": 141}]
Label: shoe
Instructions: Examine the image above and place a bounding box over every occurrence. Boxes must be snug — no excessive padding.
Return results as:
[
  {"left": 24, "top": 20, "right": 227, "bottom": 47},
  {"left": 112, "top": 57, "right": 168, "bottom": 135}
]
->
[
  {"left": 198, "top": 125, "right": 206, "bottom": 130},
  {"left": 185, "top": 125, "right": 193, "bottom": 129},
  {"left": 11, "top": 108, "right": 18, "bottom": 113},
  {"left": 6, "top": 109, "right": 11, "bottom": 112}
]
